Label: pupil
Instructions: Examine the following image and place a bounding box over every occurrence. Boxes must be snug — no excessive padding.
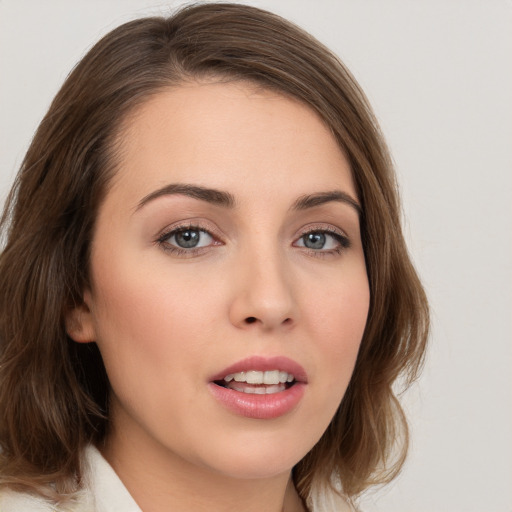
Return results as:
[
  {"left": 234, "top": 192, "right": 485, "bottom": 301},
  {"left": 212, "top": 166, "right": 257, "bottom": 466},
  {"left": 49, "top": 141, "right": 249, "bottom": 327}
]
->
[
  {"left": 176, "top": 229, "right": 200, "bottom": 248},
  {"left": 304, "top": 232, "right": 325, "bottom": 249}
]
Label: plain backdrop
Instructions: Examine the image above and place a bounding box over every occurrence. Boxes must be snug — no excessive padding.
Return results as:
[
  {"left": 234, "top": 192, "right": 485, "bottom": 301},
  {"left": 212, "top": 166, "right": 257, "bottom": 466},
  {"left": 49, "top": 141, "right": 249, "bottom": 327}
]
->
[{"left": 1, "top": 1, "right": 511, "bottom": 511}]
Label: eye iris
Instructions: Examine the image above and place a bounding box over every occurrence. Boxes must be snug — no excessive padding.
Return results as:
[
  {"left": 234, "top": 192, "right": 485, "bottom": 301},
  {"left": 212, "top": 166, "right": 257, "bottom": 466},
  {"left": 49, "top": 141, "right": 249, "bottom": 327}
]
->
[
  {"left": 175, "top": 229, "right": 200, "bottom": 248},
  {"left": 304, "top": 232, "right": 326, "bottom": 249}
]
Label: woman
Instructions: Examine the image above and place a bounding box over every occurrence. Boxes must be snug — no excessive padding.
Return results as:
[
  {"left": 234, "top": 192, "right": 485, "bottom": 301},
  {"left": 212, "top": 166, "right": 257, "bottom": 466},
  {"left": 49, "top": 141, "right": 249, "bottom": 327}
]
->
[{"left": 0, "top": 3, "right": 429, "bottom": 511}]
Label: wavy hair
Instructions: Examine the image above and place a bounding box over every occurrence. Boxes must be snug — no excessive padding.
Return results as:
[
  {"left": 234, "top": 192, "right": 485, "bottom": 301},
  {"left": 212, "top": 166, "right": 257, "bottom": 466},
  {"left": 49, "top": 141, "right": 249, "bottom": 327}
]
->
[{"left": 0, "top": 2, "right": 429, "bottom": 504}]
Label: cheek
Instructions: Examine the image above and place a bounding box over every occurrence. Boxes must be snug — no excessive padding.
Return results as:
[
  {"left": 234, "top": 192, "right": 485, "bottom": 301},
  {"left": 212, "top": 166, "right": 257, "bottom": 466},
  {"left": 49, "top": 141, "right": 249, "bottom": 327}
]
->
[
  {"left": 88, "top": 256, "right": 221, "bottom": 386},
  {"left": 305, "top": 267, "right": 369, "bottom": 390},
  {"left": 308, "top": 258, "right": 369, "bottom": 332},
  {"left": 87, "top": 259, "right": 229, "bottom": 444}
]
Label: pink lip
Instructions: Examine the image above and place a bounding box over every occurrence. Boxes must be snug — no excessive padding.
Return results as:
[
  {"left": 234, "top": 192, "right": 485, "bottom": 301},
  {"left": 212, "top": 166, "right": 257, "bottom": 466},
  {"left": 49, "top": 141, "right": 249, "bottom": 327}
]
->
[{"left": 208, "top": 356, "right": 307, "bottom": 420}]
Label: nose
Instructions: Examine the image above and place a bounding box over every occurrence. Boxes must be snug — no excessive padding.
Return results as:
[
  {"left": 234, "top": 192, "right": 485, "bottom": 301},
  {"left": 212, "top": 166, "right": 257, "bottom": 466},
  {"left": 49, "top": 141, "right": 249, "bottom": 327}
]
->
[{"left": 228, "top": 245, "right": 297, "bottom": 331}]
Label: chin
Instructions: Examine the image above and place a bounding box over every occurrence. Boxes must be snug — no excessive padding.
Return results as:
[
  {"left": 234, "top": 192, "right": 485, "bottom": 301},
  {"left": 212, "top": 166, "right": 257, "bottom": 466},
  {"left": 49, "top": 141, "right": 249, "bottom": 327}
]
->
[
  {"left": 193, "top": 427, "right": 318, "bottom": 480},
  {"left": 209, "top": 455, "right": 298, "bottom": 481}
]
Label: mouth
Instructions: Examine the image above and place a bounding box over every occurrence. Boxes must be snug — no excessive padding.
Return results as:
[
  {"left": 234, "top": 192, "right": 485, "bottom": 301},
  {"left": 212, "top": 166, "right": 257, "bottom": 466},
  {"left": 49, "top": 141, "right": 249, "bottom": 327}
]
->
[
  {"left": 214, "top": 369, "right": 296, "bottom": 395},
  {"left": 208, "top": 356, "right": 307, "bottom": 419}
]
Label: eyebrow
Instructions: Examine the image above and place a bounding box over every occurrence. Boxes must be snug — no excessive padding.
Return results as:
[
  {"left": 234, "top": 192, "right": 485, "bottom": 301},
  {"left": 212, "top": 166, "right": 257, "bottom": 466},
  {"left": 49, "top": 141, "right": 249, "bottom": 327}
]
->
[
  {"left": 291, "top": 190, "right": 362, "bottom": 215},
  {"left": 135, "top": 183, "right": 361, "bottom": 215},
  {"left": 136, "top": 183, "right": 236, "bottom": 211}
]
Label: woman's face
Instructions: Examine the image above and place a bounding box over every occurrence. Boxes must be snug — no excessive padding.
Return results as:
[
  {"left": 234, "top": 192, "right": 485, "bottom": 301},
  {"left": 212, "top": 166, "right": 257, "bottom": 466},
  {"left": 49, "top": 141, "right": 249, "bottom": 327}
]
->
[{"left": 72, "top": 81, "right": 369, "bottom": 480}]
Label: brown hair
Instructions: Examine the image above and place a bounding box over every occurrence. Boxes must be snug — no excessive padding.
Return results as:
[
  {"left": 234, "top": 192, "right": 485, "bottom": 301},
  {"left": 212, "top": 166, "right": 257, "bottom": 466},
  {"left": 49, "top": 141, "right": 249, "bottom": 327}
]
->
[{"left": 0, "top": 2, "right": 428, "bottom": 504}]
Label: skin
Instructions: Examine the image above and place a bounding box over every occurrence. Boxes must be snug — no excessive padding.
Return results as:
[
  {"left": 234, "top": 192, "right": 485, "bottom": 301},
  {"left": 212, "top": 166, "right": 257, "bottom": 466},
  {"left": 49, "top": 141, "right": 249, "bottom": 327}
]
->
[{"left": 67, "top": 81, "right": 369, "bottom": 512}]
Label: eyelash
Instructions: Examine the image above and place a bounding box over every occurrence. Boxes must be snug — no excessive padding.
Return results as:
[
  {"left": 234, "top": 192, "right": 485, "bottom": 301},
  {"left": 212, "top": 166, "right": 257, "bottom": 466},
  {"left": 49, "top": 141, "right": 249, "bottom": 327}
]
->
[
  {"left": 294, "top": 226, "right": 351, "bottom": 258},
  {"left": 155, "top": 223, "right": 220, "bottom": 257},
  {"left": 155, "top": 224, "right": 350, "bottom": 258}
]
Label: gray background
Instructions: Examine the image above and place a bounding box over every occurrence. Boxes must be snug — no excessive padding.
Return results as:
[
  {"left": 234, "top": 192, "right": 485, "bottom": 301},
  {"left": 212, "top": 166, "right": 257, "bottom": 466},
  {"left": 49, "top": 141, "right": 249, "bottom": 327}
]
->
[{"left": 1, "top": 1, "right": 511, "bottom": 510}]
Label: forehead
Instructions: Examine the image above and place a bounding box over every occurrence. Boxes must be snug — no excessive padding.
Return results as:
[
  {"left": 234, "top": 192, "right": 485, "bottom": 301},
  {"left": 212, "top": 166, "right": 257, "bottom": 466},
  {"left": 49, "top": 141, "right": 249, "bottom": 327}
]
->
[{"left": 109, "top": 80, "right": 356, "bottom": 206}]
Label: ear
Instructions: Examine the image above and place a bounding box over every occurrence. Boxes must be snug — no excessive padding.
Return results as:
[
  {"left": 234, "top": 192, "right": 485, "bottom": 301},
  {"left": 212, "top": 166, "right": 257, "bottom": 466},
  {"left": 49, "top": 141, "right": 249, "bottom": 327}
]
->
[{"left": 65, "top": 291, "right": 96, "bottom": 343}]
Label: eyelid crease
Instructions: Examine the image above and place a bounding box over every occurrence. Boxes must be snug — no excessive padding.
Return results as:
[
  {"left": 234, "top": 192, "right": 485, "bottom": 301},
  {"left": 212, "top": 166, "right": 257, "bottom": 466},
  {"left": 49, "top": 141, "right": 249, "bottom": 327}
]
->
[
  {"left": 295, "top": 223, "right": 350, "bottom": 244},
  {"left": 155, "top": 220, "right": 223, "bottom": 242}
]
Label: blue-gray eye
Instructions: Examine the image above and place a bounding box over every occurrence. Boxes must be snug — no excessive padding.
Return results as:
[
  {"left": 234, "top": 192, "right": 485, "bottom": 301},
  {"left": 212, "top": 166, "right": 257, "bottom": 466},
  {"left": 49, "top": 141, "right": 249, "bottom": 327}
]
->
[
  {"left": 168, "top": 228, "right": 213, "bottom": 249},
  {"left": 295, "top": 230, "right": 346, "bottom": 251},
  {"left": 302, "top": 232, "right": 326, "bottom": 250}
]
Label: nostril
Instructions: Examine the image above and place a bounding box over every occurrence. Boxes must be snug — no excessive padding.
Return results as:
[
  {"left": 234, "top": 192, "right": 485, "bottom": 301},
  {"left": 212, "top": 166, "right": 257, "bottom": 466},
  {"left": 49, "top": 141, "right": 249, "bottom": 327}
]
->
[{"left": 245, "top": 317, "right": 257, "bottom": 324}]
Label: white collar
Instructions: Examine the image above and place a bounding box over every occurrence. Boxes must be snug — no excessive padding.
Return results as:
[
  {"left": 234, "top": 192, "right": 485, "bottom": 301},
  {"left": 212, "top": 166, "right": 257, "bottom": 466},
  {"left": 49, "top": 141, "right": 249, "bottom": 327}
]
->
[{"left": 83, "top": 445, "right": 142, "bottom": 512}]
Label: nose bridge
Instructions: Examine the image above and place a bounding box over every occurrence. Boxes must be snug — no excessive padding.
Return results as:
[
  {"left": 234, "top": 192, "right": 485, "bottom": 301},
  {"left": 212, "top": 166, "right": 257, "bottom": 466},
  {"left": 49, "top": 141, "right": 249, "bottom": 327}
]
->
[{"left": 229, "top": 234, "right": 296, "bottom": 330}]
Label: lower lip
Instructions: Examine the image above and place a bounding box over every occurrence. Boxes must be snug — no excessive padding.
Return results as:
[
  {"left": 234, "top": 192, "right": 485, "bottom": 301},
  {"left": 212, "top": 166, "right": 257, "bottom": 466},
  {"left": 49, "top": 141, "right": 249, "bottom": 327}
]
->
[{"left": 208, "top": 382, "right": 306, "bottom": 420}]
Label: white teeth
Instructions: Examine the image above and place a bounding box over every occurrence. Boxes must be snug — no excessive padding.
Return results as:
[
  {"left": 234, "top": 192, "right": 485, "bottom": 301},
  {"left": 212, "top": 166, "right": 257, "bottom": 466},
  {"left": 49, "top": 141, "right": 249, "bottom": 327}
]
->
[
  {"left": 228, "top": 382, "right": 286, "bottom": 394},
  {"left": 265, "top": 384, "right": 283, "bottom": 394},
  {"left": 263, "top": 370, "right": 279, "bottom": 384},
  {"left": 278, "top": 371, "right": 288, "bottom": 383},
  {"left": 223, "top": 370, "right": 295, "bottom": 384},
  {"left": 246, "top": 371, "right": 263, "bottom": 384}
]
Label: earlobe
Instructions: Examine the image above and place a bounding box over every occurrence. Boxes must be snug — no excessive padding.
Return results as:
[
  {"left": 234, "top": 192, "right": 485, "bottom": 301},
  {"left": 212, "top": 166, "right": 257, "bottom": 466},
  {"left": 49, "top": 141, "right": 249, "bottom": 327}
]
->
[{"left": 65, "top": 292, "right": 96, "bottom": 343}]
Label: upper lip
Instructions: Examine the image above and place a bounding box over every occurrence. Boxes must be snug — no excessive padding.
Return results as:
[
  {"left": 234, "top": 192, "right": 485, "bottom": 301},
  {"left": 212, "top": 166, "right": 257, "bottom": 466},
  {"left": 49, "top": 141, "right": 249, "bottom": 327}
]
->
[{"left": 210, "top": 355, "right": 308, "bottom": 383}]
